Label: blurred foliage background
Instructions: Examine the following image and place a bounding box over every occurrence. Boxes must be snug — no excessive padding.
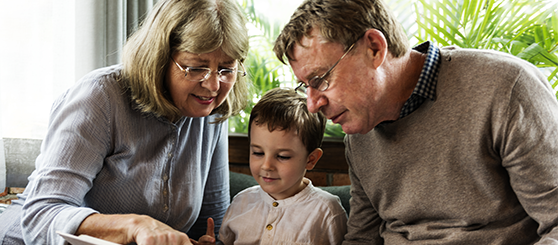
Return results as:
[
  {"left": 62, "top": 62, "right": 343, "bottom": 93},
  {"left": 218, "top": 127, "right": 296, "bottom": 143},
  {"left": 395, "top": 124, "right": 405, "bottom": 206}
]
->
[{"left": 229, "top": 0, "right": 558, "bottom": 137}]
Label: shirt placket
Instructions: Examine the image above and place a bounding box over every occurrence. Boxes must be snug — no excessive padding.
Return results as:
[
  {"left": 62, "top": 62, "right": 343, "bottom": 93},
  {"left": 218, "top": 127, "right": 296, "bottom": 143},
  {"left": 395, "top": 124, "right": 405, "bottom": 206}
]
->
[
  {"left": 162, "top": 124, "right": 178, "bottom": 218},
  {"left": 261, "top": 201, "right": 280, "bottom": 244}
]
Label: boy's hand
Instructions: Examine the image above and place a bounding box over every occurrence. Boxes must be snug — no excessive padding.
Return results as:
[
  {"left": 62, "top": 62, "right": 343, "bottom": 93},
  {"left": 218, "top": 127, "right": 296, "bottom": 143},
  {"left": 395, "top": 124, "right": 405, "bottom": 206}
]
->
[{"left": 190, "top": 218, "right": 216, "bottom": 245}]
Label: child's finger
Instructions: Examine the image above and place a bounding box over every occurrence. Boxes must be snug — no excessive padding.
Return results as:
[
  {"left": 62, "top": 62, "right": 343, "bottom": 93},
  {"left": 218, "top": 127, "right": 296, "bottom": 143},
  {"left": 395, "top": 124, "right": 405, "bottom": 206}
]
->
[
  {"left": 197, "top": 235, "right": 216, "bottom": 244},
  {"left": 190, "top": 238, "right": 200, "bottom": 245},
  {"left": 206, "top": 217, "right": 215, "bottom": 238}
]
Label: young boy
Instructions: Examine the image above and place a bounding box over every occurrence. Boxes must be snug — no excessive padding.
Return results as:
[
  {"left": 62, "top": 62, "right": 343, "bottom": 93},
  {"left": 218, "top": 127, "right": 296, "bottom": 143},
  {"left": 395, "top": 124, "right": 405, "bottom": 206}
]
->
[{"left": 193, "top": 87, "right": 347, "bottom": 245}]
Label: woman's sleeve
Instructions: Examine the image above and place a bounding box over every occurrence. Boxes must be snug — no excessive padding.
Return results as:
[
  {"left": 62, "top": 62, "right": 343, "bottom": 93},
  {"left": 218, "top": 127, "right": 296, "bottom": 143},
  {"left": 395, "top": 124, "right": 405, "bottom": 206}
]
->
[
  {"left": 188, "top": 120, "right": 230, "bottom": 240},
  {"left": 21, "top": 76, "right": 112, "bottom": 245}
]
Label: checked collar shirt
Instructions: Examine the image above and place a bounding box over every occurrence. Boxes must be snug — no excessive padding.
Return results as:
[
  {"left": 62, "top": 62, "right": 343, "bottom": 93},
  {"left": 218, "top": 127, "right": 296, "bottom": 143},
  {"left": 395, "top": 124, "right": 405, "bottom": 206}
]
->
[{"left": 398, "top": 41, "right": 441, "bottom": 119}]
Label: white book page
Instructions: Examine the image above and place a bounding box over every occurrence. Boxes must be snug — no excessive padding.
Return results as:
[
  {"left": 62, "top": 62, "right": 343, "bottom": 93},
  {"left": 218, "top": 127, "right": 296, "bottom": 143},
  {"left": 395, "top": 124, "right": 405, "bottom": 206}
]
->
[{"left": 57, "top": 231, "right": 122, "bottom": 245}]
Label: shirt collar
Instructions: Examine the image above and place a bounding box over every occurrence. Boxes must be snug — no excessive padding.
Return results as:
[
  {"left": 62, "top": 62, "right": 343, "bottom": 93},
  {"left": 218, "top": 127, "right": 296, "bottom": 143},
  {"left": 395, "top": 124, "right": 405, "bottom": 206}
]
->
[
  {"left": 413, "top": 41, "right": 440, "bottom": 101},
  {"left": 397, "top": 41, "right": 440, "bottom": 119}
]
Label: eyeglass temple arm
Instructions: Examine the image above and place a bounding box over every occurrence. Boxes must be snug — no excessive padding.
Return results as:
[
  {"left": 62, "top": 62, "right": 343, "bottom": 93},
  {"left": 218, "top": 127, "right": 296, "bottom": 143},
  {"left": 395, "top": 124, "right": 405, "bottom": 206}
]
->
[
  {"left": 238, "top": 61, "right": 247, "bottom": 77},
  {"left": 319, "top": 42, "right": 356, "bottom": 79}
]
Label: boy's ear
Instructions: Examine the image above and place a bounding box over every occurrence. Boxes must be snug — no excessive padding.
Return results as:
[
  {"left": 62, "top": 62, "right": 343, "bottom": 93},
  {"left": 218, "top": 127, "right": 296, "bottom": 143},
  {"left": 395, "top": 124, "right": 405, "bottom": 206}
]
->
[{"left": 305, "top": 148, "right": 323, "bottom": 171}]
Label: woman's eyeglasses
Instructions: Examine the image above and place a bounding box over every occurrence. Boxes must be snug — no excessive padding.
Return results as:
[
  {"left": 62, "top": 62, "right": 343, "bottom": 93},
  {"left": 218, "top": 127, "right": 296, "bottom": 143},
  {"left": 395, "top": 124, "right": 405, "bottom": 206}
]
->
[{"left": 172, "top": 58, "right": 247, "bottom": 83}]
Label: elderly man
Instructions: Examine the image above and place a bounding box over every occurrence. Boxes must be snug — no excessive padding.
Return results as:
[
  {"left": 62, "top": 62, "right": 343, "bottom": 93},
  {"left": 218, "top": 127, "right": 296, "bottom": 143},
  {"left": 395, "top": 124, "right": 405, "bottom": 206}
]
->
[{"left": 274, "top": 0, "right": 558, "bottom": 244}]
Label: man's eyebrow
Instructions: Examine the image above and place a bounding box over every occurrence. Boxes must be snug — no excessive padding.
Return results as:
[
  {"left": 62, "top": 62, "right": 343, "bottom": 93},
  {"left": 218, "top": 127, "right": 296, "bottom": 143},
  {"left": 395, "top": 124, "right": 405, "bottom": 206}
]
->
[{"left": 304, "top": 67, "right": 325, "bottom": 81}]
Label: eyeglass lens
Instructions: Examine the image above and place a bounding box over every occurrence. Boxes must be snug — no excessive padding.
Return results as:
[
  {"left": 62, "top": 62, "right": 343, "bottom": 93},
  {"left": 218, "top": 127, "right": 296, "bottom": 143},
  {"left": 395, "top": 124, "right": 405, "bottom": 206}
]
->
[
  {"left": 173, "top": 58, "right": 246, "bottom": 83},
  {"left": 294, "top": 42, "right": 355, "bottom": 95},
  {"left": 186, "top": 67, "right": 240, "bottom": 83}
]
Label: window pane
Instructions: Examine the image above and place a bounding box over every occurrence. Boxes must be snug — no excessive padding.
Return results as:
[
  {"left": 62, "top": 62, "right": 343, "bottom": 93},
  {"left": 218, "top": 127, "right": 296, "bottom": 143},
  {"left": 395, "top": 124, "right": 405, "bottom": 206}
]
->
[{"left": 0, "top": 1, "right": 76, "bottom": 139}]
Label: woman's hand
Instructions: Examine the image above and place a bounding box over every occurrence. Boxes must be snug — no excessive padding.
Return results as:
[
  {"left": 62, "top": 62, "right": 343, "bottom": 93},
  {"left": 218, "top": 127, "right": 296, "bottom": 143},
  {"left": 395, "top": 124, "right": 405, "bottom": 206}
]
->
[
  {"left": 129, "top": 215, "right": 193, "bottom": 245},
  {"left": 190, "top": 218, "right": 216, "bottom": 245},
  {"left": 77, "top": 213, "right": 193, "bottom": 245}
]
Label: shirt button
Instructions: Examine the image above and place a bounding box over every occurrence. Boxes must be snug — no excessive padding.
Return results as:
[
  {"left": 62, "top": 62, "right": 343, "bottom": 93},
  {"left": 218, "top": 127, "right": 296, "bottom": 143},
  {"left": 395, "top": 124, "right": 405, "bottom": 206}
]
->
[
  {"left": 266, "top": 224, "right": 273, "bottom": 230},
  {"left": 163, "top": 204, "right": 168, "bottom": 212},
  {"left": 163, "top": 175, "right": 169, "bottom": 181},
  {"left": 272, "top": 202, "right": 279, "bottom": 207},
  {"left": 163, "top": 189, "right": 168, "bottom": 196},
  {"left": 168, "top": 153, "right": 172, "bottom": 157}
]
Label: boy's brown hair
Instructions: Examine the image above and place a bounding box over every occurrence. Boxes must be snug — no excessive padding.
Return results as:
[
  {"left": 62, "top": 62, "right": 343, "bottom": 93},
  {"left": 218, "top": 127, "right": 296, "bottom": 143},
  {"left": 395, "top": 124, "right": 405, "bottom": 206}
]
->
[{"left": 249, "top": 88, "right": 327, "bottom": 154}]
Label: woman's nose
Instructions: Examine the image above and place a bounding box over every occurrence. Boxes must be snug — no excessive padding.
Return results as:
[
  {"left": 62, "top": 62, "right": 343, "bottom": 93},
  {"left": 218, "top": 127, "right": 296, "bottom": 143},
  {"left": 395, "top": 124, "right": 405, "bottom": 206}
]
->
[{"left": 201, "top": 72, "right": 220, "bottom": 92}]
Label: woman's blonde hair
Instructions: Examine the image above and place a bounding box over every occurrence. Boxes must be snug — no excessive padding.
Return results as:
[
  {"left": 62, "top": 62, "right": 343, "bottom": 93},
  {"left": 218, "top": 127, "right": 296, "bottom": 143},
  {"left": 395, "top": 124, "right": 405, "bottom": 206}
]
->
[{"left": 122, "top": 0, "right": 250, "bottom": 123}]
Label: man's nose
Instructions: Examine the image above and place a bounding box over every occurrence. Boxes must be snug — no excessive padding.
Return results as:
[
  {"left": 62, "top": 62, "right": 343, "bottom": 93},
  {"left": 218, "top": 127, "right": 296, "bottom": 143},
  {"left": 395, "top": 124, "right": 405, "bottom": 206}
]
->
[{"left": 306, "top": 87, "right": 327, "bottom": 113}]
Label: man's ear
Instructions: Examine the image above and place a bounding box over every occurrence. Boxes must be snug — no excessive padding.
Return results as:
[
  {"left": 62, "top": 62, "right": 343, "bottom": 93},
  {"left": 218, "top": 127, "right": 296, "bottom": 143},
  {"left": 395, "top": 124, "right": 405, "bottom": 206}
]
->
[
  {"left": 363, "top": 28, "right": 388, "bottom": 69},
  {"left": 305, "top": 148, "right": 323, "bottom": 171}
]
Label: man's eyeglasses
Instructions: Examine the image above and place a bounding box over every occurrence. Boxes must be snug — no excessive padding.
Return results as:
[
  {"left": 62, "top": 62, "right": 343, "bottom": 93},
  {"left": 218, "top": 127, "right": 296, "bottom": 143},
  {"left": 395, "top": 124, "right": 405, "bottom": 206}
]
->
[
  {"left": 172, "top": 58, "right": 247, "bottom": 83},
  {"left": 295, "top": 42, "right": 356, "bottom": 95}
]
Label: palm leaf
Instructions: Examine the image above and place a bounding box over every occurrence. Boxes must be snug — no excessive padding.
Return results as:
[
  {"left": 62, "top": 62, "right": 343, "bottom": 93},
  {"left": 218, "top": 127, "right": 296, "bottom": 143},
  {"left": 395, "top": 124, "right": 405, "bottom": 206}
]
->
[
  {"left": 414, "top": 0, "right": 558, "bottom": 92},
  {"left": 229, "top": 0, "right": 286, "bottom": 134}
]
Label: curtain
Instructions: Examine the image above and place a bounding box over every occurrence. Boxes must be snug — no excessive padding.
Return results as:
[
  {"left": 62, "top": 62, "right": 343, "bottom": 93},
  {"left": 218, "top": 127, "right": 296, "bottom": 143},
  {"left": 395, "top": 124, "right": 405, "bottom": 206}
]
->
[
  {"left": 0, "top": 113, "right": 5, "bottom": 191},
  {"left": 0, "top": 0, "right": 157, "bottom": 140},
  {"left": 106, "top": 0, "right": 158, "bottom": 65},
  {"left": 0, "top": 0, "right": 157, "bottom": 188},
  {"left": 76, "top": 0, "right": 158, "bottom": 81}
]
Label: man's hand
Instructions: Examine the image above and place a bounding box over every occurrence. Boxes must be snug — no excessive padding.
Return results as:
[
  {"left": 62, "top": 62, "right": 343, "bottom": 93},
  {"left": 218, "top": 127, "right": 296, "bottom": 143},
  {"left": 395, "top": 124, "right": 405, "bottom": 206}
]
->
[{"left": 191, "top": 218, "right": 216, "bottom": 245}]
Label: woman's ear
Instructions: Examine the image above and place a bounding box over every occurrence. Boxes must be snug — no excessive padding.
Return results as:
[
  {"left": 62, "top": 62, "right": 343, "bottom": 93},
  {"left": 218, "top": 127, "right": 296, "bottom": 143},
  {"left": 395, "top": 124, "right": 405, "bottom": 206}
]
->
[
  {"left": 363, "top": 28, "right": 388, "bottom": 69},
  {"left": 305, "top": 148, "right": 323, "bottom": 171}
]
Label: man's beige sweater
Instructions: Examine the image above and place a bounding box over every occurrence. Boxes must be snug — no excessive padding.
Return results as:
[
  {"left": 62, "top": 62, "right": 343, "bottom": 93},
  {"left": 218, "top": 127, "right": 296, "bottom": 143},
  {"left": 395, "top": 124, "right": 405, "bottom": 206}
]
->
[{"left": 344, "top": 46, "right": 558, "bottom": 244}]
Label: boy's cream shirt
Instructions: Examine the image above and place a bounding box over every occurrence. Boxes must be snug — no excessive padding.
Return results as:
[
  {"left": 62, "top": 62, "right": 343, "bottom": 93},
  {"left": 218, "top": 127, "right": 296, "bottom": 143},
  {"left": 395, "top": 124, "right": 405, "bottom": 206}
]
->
[{"left": 218, "top": 178, "right": 347, "bottom": 245}]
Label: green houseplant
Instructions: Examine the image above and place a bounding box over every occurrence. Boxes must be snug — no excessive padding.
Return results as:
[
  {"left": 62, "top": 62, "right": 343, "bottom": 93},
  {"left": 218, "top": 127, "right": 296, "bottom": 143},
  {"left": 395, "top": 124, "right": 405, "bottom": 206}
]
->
[
  {"left": 229, "top": 0, "right": 346, "bottom": 137},
  {"left": 414, "top": 0, "right": 558, "bottom": 96},
  {"left": 230, "top": 0, "right": 558, "bottom": 136},
  {"left": 228, "top": 0, "right": 288, "bottom": 134}
]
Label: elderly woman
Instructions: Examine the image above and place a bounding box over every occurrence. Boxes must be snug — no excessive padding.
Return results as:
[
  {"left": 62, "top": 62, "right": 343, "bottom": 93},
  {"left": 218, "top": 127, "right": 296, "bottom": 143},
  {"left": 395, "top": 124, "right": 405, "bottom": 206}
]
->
[{"left": 0, "top": 0, "right": 249, "bottom": 244}]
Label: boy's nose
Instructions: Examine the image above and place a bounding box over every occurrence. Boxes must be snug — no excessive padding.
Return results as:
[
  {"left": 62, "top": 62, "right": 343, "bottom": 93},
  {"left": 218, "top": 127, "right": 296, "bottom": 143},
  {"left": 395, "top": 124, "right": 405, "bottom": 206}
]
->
[{"left": 261, "top": 158, "right": 274, "bottom": 171}]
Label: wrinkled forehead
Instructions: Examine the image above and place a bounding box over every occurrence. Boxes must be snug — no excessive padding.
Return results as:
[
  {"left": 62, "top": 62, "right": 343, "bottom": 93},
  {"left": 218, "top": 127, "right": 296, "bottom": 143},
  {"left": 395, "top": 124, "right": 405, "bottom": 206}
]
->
[
  {"left": 289, "top": 35, "right": 345, "bottom": 82},
  {"left": 175, "top": 48, "right": 237, "bottom": 65}
]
